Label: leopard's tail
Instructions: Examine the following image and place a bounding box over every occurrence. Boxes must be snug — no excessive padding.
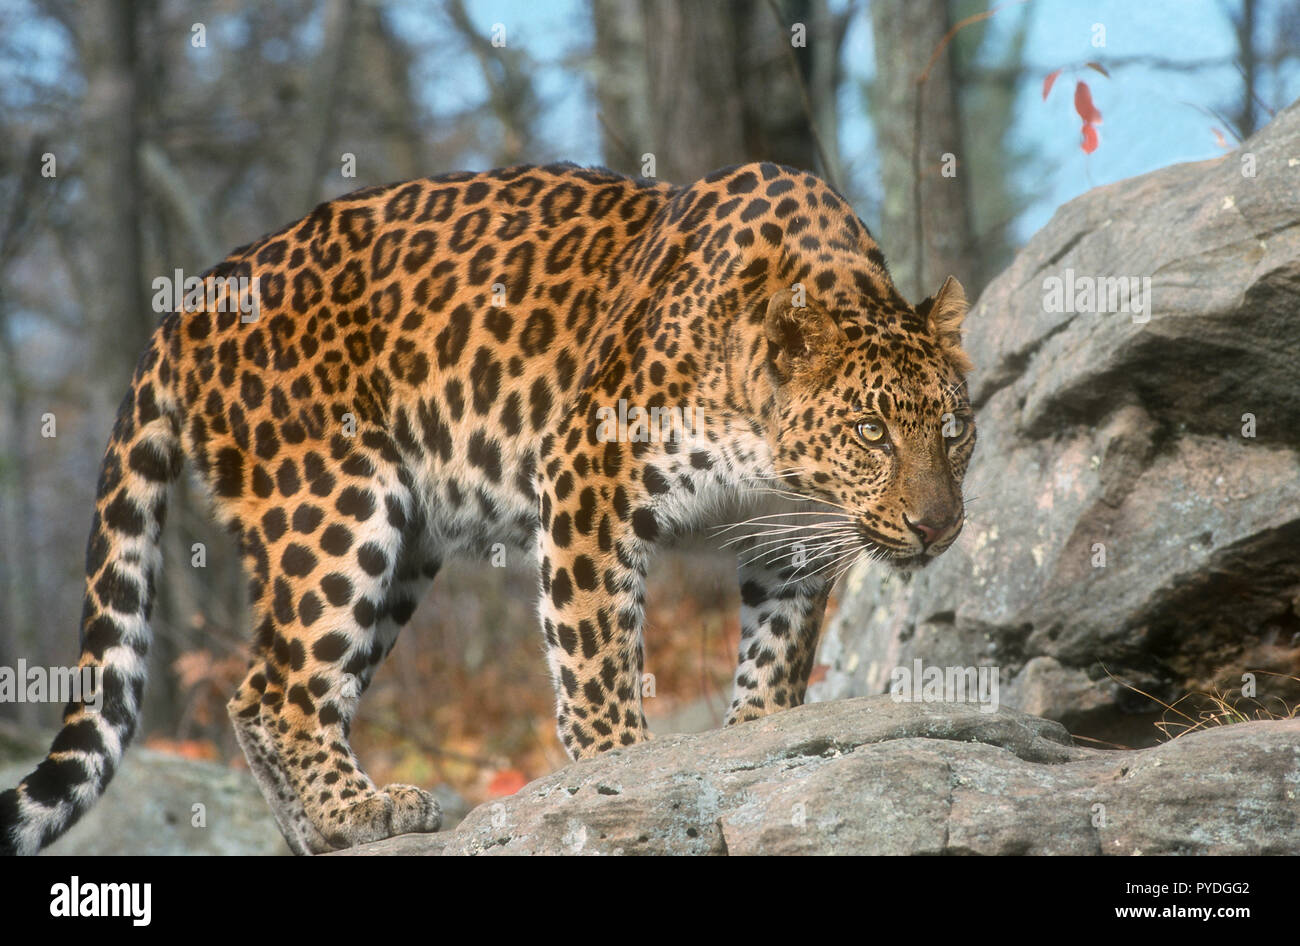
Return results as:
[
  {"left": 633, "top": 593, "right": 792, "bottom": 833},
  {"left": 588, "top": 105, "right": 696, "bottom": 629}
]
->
[{"left": 0, "top": 330, "right": 183, "bottom": 855}]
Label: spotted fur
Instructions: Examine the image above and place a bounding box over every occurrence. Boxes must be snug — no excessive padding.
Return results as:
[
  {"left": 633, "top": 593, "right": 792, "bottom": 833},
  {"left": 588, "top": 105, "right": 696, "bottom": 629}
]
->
[{"left": 0, "top": 161, "right": 975, "bottom": 855}]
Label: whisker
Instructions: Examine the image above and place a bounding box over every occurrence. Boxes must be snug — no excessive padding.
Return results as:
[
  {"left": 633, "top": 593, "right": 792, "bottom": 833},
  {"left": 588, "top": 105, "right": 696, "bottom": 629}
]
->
[
  {"left": 823, "top": 547, "right": 860, "bottom": 580},
  {"left": 710, "top": 510, "right": 853, "bottom": 536},
  {"left": 727, "top": 527, "right": 857, "bottom": 554},
  {"left": 828, "top": 551, "right": 864, "bottom": 588},
  {"left": 738, "top": 534, "right": 861, "bottom": 570},
  {"left": 715, "top": 520, "right": 851, "bottom": 546},
  {"left": 748, "top": 488, "right": 856, "bottom": 514},
  {"left": 775, "top": 533, "right": 869, "bottom": 589},
  {"left": 740, "top": 527, "right": 861, "bottom": 564},
  {"left": 735, "top": 529, "right": 859, "bottom": 561}
]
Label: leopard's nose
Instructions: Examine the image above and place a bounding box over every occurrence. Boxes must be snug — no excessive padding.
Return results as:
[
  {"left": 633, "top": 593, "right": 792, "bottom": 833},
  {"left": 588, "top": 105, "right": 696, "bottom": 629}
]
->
[{"left": 904, "top": 513, "right": 961, "bottom": 549}]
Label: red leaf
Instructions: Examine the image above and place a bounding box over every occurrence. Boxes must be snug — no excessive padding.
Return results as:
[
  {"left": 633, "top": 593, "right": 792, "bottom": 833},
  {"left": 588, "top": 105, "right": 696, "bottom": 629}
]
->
[
  {"left": 1081, "top": 123, "right": 1100, "bottom": 154},
  {"left": 143, "top": 736, "right": 220, "bottom": 761},
  {"left": 1211, "top": 127, "right": 1229, "bottom": 149},
  {"left": 487, "top": 768, "right": 528, "bottom": 797},
  {"left": 1084, "top": 61, "right": 1110, "bottom": 78},
  {"left": 1074, "top": 81, "right": 1103, "bottom": 124},
  {"left": 1042, "top": 69, "right": 1062, "bottom": 101},
  {"left": 808, "top": 663, "right": 830, "bottom": 685}
]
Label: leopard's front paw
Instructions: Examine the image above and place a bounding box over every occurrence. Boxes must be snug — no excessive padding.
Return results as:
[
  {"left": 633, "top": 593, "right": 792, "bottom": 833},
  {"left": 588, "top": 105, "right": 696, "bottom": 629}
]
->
[
  {"left": 321, "top": 784, "right": 441, "bottom": 851},
  {"left": 382, "top": 783, "right": 443, "bottom": 835}
]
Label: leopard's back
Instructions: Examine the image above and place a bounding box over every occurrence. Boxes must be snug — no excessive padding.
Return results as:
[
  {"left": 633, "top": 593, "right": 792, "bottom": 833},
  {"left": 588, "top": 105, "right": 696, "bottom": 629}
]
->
[{"left": 177, "top": 164, "right": 677, "bottom": 555}]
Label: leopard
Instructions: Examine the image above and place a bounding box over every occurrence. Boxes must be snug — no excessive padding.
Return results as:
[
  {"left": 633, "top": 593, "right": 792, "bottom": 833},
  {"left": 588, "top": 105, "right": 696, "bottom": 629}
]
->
[{"left": 0, "top": 160, "right": 975, "bottom": 855}]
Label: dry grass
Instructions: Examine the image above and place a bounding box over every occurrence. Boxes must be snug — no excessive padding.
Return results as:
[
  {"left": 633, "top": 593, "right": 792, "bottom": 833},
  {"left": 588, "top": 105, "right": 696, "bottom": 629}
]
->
[{"left": 1106, "top": 667, "right": 1300, "bottom": 742}]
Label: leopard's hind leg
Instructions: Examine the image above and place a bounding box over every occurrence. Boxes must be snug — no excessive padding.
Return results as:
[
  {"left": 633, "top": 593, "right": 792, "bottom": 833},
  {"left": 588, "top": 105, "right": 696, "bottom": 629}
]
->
[
  {"left": 227, "top": 442, "right": 440, "bottom": 853},
  {"left": 227, "top": 656, "right": 327, "bottom": 855}
]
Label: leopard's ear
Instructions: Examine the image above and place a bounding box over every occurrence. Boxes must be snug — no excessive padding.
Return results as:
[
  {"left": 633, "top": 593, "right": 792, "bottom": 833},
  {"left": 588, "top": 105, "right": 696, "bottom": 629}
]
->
[
  {"left": 923, "top": 276, "right": 973, "bottom": 375},
  {"left": 764, "top": 288, "right": 847, "bottom": 384}
]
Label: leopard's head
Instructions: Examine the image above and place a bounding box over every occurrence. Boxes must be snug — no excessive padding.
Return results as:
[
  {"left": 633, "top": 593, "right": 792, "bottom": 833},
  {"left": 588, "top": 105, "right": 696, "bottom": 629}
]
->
[{"left": 760, "top": 275, "right": 975, "bottom": 573}]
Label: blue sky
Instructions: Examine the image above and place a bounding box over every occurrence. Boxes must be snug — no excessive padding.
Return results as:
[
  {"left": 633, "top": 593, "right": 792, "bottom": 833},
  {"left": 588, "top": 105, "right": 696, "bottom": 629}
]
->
[{"left": 982, "top": 0, "right": 1292, "bottom": 237}]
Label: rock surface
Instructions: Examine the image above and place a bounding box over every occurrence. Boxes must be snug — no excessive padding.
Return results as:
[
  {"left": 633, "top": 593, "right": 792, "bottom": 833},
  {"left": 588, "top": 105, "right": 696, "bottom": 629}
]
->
[
  {"left": 813, "top": 102, "right": 1300, "bottom": 744},
  {"left": 0, "top": 749, "right": 474, "bottom": 855},
  {"left": 333, "top": 698, "right": 1300, "bottom": 856},
  {"left": 0, "top": 748, "right": 292, "bottom": 855}
]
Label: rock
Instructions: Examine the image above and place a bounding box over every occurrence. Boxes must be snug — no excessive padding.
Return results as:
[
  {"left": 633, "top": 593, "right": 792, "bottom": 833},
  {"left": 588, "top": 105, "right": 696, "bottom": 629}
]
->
[
  {"left": 0, "top": 749, "right": 292, "bottom": 856},
  {"left": 0, "top": 719, "right": 46, "bottom": 762},
  {"left": 812, "top": 102, "right": 1300, "bottom": 744},
  {"left": 331, "top": 698, "right": 1300, "bottom": 856},
  {"left": 428, "top": 785, "right": 473, "bottom": 828},
  {"left": 0, "top": 747, "right": 472, "bottom": 854},
  {"left": 1006, "top": 655, "right": 1117, "bottom": 722}
]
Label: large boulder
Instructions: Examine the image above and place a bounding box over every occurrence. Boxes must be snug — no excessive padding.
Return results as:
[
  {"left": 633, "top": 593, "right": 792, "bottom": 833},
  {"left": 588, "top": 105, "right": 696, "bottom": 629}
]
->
[
  {"left": 811, "top": 102, "right": 1300, "bottom": 744},
  {"left": 334, "top": 698, "right": 1300, "bottom": 855}
]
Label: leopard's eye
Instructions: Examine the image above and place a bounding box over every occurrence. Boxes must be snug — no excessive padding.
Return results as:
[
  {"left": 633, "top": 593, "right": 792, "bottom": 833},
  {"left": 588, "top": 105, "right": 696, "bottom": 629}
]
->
[
  {"left": 856, "top": 419, "right": 887, "bottom": 444},
  {"left": 945, "top": 416, "right": 967, "bottom": 440}
]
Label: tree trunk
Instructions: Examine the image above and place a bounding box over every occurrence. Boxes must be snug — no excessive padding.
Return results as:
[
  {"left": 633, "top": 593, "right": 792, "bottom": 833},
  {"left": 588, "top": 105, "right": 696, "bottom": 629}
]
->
[
  {"left": 78, "top": 0, "right": 149, "bottom": 393},
  {"left": 1232, "top": 0, "right": 1259, "bottom": 138},
  {"left": 639, "top": 0, "right": 748, "bottom": 181},
  {"left": 591, "top": 0, "right": 838, "bottom": 184},
  {"left": 590, "top": 0, "right": 652, "bottom": 171},
  {"left": 869, "top": 0, "right": 977, "bottom": 302}
]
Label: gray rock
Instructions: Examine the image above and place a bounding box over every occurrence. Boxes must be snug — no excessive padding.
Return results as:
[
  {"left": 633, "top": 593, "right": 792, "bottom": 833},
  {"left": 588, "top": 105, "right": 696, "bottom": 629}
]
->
[
  {"left": 0, "top": 749, "right": 291, "bottom": 855},
  {"left": 812, "top": 101, "right": 1300, "bottom": 742},
  {"left": 332, "top": 698, "right": 1300, "bottom": 855},
  {"left": 0, "top": 747, "right": 472, "bottom": 854}
]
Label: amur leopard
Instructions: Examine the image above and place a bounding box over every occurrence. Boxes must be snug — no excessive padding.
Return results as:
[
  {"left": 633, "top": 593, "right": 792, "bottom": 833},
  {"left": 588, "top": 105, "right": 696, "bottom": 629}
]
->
[{"left": 0, "top": 161, "right": 975, "bottom": 855}]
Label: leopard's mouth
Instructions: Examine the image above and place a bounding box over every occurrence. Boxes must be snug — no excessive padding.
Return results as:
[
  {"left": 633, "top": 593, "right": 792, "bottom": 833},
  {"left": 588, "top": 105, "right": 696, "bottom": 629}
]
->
[
  {"left": 883, "top": 550, "right": 931, "bottom": 572},
  {"left": 855, "top": 524, "right": 914, "bottom": 558},
  {"left": 857, "top": 539, "right": 927, "bottom": 572},
  {"left": 886, "top": 532, "right": 963, "bottom": 571},
  {"left": 853, "top": 516, "right": 964, "bottom": 573},
  {"left": 855, "top": 524, "right": 943, "bottom": 573}
]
